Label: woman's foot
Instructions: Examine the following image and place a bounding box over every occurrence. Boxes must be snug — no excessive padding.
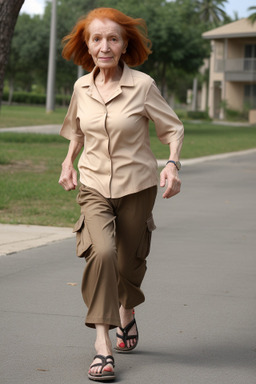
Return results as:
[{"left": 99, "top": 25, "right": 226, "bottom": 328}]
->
[
  {"left": 88, "top": 325, "right": 115, "bottom": 379},
  {"left": 88, "top": 354, "right": 115, "bottom": 381},
  {"left": 115, "top": 306, "right": 139, "bottom": 352}
]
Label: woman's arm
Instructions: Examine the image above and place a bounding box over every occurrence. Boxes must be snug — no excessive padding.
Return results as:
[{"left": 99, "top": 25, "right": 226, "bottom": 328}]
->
[
  {"left": 160, "top": 138, "right": 183, "bottom": 199},
  {"left": 144, "top": 81, "right": 184, "bottom": 199},
  {"left": 58, "top": 140, "right": 83, "bottom": 191}
]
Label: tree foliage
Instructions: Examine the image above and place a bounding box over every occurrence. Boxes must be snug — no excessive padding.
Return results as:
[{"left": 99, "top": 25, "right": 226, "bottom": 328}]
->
[
  {"left": 196, "top": 0, "right": 228, "bottom": 26},
  {"left": 6, "top": 14, "right": 49, "bottom": 93},
  {"left": 248, "top": 6, "right": 256, "bottom": 24},
  {"left": 4, "top": 0, "right": 230, "bottom": 104}
]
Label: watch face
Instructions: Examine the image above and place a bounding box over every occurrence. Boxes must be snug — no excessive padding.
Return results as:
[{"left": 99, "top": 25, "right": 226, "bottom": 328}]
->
[{"left": 176, "top": 161, "right": 181, "bottom": 170}]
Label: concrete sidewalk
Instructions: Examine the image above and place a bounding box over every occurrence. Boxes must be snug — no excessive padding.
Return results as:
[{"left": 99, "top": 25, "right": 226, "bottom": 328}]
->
[
  {"left": 0, "top": 224, "right": 74, "bottom": 256},
  {"left": 0, "top": 150, "right": 256, "bottom": 384},
  {"left": 0, "top": 124, "right": 62, "bottom": 134}
]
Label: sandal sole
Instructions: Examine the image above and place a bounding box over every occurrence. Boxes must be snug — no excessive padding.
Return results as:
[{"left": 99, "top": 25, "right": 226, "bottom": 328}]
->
[{"left": 88, "top": 372, "right": 115, "bottom": 382}]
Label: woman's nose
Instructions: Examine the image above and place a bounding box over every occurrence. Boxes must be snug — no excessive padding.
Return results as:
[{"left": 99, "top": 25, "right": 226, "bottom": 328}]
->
[{"left": 101, "top": 39, "right": 110, "bottom": 52}]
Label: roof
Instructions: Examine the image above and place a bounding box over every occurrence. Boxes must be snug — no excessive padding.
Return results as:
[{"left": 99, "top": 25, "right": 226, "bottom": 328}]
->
[{"left": 202, "top": 18, "right": 256, "bottom": 40}]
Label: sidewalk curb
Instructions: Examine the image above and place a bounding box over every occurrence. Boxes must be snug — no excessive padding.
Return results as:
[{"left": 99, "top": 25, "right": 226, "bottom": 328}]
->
[
  {"left": 157, "top": 148, "right": 256, "bottom": 167},
  {"left": 0, "top": 125, "right": 61, "bottom": 134},
  {"left": 0, "top": 224, "right": 74, "bottom": 257}
]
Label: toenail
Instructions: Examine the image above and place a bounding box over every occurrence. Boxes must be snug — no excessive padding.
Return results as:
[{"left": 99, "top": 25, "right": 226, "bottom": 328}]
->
[
  {"left": 119, "top": 342, "right": 125, "bottom": 348},
  {"left": 103, "top": 367, "right": 113, "bottom": 372}
]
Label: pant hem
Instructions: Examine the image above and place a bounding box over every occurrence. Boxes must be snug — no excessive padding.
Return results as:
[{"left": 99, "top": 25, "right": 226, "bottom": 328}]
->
[{"left": 85, "top": 316, "right": 121, "bottom": 329}]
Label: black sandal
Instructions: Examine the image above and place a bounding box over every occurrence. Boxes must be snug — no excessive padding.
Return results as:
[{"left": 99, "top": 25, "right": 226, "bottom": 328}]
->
[
  {"left": 88, "top": 355, "right": 115, "bottom": 382},
  {"left": 115, "top": 317, "right": 139, "bottom": 353}
]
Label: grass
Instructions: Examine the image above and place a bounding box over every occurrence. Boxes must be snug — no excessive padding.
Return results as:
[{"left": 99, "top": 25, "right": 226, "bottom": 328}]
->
[
  {"left": 0, "top": 105, "right": 256, "bottom": 227},
  {"left": 0, "top": 105, "right": 66, "bottom": 128},
  {"left": 151, "top": 121, "right": 256, "bottom": 159},
  {"left": 0, "top": 134, "right": 80, "bottom": 227}
]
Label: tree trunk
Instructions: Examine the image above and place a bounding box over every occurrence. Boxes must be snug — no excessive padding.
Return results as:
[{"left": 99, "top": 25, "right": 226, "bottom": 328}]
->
[{"left": 0, "top": 0, "right": 24, "bottom": 109}]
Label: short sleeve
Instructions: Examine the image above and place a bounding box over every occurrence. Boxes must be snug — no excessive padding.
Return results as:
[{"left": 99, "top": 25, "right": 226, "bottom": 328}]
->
[
  {"left": 144, "top": 81, "right": 184, "bottom": 144},
  {"left": 59, "top": 90, "right": 84, "bottom": 143}
]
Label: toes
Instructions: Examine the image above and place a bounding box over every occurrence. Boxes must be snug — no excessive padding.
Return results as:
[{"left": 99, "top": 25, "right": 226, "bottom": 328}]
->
[
  {"left": 89, "top": 361, "right": 114, "bottom": 375},
  {"left": 127, "top": 338, "right": 136, "bottom": 348},
  {"left": 103, "top": 365, "right": 113, "bottom": 373}
]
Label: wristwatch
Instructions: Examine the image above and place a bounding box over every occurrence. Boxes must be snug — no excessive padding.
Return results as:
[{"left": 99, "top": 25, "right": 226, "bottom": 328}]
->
[{"left": 166, "top": 160, "right": 181, "bottom": 171}]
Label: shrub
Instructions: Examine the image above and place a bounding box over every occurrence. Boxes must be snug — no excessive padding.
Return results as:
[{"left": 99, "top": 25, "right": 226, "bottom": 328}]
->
[
  {"left": 2, "top": 91, "right": 71, "bottom": 106},
  {"left": 174, "top": 109, "right": 187, "bottom": 120},
  {"left": 187, "top": 110, "right": 210, "bottom": 120},
  {"left": 225, "top": 108, "right": 248, "bottom": 121}
]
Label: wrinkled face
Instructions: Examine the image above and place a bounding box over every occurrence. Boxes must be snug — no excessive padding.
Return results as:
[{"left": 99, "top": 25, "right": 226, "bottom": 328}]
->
[{"left": 87, "top": 18, "right": 127, "bottom": 69}]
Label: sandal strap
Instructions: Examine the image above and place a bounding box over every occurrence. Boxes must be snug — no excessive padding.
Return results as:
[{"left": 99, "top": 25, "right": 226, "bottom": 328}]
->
[
  {"left": 119, "top": 318, "right": 136, "bottom": 334},
  {"left": 90, "top": 354, "right": 115, "bottom": 370},
  {"left": 116, "top": 318, "right": 138, "bottom": 343}
]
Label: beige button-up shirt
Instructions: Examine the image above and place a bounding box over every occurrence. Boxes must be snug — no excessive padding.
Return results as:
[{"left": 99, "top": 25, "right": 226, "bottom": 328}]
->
[{"left": 60, "top": 63, "right": 184, "bottom": 198}]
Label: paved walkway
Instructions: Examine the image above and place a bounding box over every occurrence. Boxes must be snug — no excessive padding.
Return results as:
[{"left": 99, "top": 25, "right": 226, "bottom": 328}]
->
[
  {"left": 0, "top": 124, "right": 62, "bottom": 134},
  {"left": 0, "top": 224, "right": 74, "bottom": 256},
  {"left": 0, "top": 119, "right": 253, "bottom": 134},
  {"left": 1, "top": 150, "right": 256, "bottom": 383}
]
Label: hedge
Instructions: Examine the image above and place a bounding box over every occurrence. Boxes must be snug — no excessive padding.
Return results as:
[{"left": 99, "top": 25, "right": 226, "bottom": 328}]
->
[
  {"left": 187, "top": 110, "right": 210, "bottom": 120},
  {"left": 2, "top": 91, "right": 71, "bottom": 106}
]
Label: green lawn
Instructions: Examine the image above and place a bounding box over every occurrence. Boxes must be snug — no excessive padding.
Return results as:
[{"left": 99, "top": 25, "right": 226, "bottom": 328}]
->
[
  {"left": 0, "top": 134, "right": 80, "bottom": 227},
  {"left": 0, "top": 105, "right": 256, "bottom": 227},
  {"left": 0, "top": 105, "right": 67, "bottom": 128},
  {"left": 152, "top": 122, "right": 256, "bottom": 159}
]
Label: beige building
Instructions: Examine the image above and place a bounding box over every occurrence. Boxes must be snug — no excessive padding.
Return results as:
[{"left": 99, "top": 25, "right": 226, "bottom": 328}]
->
[{"left": 202, "top": 18, "right": 256, "bottom": 122}]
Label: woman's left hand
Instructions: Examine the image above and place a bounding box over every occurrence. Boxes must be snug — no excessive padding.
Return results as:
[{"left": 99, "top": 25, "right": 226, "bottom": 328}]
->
[{"left": 160, "top": 164, "right": 181, "bottom": 199}]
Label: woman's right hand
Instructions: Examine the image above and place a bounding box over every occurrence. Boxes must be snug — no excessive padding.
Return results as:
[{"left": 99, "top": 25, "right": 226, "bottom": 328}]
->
[{"left": 58, "top": 162, "right": 78, "bottom": 191}]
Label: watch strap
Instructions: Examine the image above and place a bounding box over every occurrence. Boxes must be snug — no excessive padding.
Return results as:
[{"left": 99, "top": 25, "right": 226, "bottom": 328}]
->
[{"left": 166, "top": 160, "right": 180, "bottom": 170}]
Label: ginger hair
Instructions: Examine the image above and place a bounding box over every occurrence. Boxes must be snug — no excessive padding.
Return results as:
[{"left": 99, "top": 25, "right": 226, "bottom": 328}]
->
[{"left": 62, "top": 7, "right": 152, "bottom": 71}]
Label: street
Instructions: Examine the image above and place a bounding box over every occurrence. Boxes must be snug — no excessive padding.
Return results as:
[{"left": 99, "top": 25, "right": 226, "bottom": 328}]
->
[{"left": 1, "top": 151, "right": 256, "bottom": 383}]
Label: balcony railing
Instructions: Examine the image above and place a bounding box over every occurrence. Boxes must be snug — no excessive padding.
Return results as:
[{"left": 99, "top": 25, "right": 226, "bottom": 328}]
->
[{"left": 215, "top": 58, "right": 256, "bottom": 73}]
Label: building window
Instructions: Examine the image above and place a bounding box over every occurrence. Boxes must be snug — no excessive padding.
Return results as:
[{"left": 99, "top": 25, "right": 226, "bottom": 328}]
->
[
  {"left": 214, "top": 41, "right": 224, "bottom": 72},
  {"left": 244, "top": 84, "right": 256, "bottom": 108},
  {"left": 244, "top": 45, "right": 256, "bottom": 71}
]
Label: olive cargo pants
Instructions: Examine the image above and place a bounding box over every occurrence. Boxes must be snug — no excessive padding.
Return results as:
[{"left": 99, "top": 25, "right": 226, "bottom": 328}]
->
[{"left": 73, "top": 185, "right": 157, "bottom": 329}]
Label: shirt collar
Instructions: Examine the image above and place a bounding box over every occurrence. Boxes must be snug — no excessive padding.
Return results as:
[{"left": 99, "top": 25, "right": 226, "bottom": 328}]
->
[{"left": 80, "top": 61, "right": 134, "bottom": 89}]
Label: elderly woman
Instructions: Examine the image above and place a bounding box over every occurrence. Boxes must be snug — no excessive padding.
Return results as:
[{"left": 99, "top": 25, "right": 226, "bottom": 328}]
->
[{"left": 59, "top": 7, "right": 184, "bottom": 382}]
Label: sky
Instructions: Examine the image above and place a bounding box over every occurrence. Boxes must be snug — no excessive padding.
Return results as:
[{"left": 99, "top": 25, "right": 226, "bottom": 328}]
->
[{"left": 20, "top": 0, "right": 255, "bottom": 19}]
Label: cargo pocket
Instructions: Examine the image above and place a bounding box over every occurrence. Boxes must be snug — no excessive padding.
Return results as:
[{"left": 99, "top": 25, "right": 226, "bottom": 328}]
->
[
  {"left": 137, "top": 214, "right": 156, "bottom": 261},
  {"left": 72, "top": 214, "right": 92, "bottom": 258},
  {"left": 147, "top": 214, "right": 156, "bottom": 232},
  {"left": 145, "top": 214, "right": 156, "bottom": 257}
]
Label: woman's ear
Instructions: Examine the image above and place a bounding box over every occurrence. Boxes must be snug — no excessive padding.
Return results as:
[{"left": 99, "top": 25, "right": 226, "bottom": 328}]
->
[
  {"left": 87, "top": 42, "right": 91, "bottom": 56},
  {"left": 85, "top": 34, "right": 90, "bottom": 55},
  {"left": 122, "top": 41, "right": 128, "bottom": 54}
]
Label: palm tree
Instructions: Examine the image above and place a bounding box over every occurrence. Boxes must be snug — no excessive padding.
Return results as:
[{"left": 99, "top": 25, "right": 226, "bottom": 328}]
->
[
  {"left": 248, "top": 6, "right": 256, "bottom": 24},
  {"left": 197, "top": 0, "right": 228, "bottom": 26}
]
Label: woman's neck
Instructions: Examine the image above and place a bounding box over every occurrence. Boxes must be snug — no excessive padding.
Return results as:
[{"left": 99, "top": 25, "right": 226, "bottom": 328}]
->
[{"left": 95, "top": 65, "right": 122, "bottom": 85}]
